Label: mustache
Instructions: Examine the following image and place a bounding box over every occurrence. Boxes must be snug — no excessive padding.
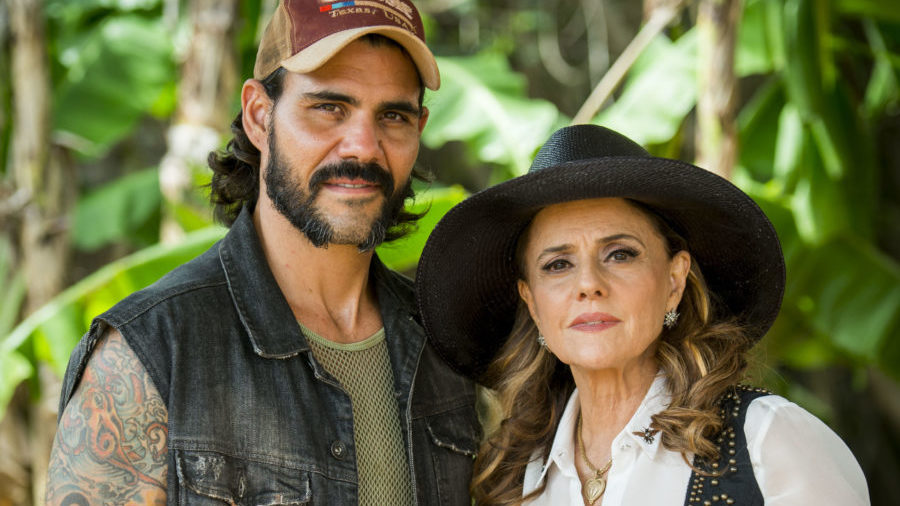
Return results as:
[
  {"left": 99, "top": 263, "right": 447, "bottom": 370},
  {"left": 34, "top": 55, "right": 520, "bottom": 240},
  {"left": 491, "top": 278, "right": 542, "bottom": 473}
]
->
[{"left": 308, "top": 161, "right": 395, "bottom": 197}]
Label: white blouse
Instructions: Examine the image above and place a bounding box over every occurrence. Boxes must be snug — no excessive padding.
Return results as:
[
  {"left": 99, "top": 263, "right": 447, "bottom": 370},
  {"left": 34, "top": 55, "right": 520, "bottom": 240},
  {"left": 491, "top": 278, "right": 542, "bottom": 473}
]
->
[{"left": 522, "top": 376, "right": 870, "bottom": 505}]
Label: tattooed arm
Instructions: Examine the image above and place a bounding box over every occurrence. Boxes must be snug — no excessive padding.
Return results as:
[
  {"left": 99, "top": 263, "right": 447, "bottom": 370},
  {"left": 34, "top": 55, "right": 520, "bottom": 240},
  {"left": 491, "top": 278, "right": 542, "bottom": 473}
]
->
[{"left": 46, "top": 329, "right": 168, "bottom": 505}]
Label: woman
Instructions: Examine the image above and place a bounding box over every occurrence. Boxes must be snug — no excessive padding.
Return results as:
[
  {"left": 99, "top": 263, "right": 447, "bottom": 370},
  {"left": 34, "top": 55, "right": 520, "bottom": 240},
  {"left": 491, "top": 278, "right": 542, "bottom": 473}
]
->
[{"left": 415, "top": 125, "right": 869, "bottom": 505}]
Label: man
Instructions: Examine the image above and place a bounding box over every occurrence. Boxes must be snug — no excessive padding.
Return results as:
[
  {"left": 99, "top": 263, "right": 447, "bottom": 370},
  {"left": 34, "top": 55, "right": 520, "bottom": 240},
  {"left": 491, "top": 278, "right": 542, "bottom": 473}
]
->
[{"left": 45, "top": 1, "right": 479, "bottom": 504}]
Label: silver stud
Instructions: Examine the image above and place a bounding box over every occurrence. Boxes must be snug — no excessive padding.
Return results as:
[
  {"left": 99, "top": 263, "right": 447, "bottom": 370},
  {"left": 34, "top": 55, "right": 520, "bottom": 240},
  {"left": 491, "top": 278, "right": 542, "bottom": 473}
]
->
[{"left": 663, "top": 309, "right": 680, "bottom": 328}]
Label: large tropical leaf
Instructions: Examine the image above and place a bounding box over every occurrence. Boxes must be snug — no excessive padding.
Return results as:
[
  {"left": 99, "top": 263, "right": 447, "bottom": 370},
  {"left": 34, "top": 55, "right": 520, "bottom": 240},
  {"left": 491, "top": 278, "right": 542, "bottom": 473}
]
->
[
  {"left": 746, "top": 193, "right": 900, "bottom": 381},
  {"left": 0, "top": 351, "right": 33, "bottom": 423},
  {"left": 782, "top": 0, "right": 829, "bottom": 120},
  {"left": 73, "top": 167, "right": 162, "bottom": 251},
  {"left": 423, "top": 54, "right": 565, "bottom": 177},
  {"left": 52, "top": 14, "right": 175, "bottom": 157},
  {"left": 736, "top": 0, "right": 785, "bottom": 76},
  {"left": 592, "top": 31, "right": 698, "bottom": 145},
  {"left": 785, "top": 236, "right": 900, "bottom": 370},
  {"left": 808, "top": 239, "right": 900, "bottom": 363},
  {"left": 5, "top": 227, "right": 226, "bottom": 369},
  {"left": 862, "top": 19, "right": 900, "bottom": 116},
  {"left": 0, "top": 226, "right": 223, "bottom": 420},
  {"left": 737, "top": 78, "right": 786, "bottom": 183},
  {"left": 788, "top": 127, "right": 852, "bottom": 245}
]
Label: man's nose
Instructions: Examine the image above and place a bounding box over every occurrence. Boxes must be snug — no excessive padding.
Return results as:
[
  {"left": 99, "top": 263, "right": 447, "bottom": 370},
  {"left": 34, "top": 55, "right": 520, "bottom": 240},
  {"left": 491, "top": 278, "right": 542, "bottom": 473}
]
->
[{"left": 336, "top": 115, "right": 382, "bottom": 164}]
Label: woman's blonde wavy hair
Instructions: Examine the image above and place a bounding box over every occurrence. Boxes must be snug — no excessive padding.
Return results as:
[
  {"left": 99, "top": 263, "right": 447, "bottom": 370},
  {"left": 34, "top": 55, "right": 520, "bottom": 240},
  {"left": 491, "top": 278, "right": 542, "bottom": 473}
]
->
[{"left": 470, "top": 199, "right": 756, "bottom": 505}]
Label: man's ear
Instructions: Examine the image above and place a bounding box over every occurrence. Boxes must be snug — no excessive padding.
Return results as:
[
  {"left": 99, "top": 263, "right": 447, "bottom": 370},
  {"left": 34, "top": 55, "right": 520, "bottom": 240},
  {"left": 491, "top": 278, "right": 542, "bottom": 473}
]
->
[
  {"left": 417, "top": 106, "right": 429, "bottom": 135},
  {"left": 241, "top": 79, "right": 272, "bottom": 152}
]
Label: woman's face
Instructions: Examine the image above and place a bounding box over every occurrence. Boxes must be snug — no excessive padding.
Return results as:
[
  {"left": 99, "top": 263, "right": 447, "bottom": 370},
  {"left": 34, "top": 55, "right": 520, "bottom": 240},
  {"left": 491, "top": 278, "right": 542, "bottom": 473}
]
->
[{"left": 517, "top": 198, "right": 690, "bottom": 373}]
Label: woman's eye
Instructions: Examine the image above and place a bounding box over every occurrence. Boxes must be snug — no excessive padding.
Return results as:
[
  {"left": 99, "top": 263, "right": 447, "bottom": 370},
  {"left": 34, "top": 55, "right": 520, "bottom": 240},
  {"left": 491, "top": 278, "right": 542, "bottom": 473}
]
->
[
  {"left": 607, "top": 248, "right": 638, "bottom": 262},
  {"left": 542, "top": 259, "right": 571, "bottom": 272}
]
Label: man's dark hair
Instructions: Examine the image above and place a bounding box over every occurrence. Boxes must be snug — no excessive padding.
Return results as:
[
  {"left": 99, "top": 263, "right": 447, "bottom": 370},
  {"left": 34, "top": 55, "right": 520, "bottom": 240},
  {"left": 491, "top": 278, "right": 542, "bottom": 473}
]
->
[{"left": 208, "top": 34, "right": 428, "bottom": 241}]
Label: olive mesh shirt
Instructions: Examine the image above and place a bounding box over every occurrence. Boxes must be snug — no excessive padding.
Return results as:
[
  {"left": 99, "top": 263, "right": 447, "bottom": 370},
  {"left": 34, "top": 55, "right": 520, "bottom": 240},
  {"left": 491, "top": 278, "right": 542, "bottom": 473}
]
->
[{"left": 301, "top": 323, "right": 414, "bottom": 506}]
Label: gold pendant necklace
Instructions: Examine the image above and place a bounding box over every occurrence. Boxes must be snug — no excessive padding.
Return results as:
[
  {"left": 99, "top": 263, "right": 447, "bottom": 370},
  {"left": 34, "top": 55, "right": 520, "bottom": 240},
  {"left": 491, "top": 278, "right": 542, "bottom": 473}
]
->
[{"left": 577, "top": 413, "right": 612, "bottom": 505}]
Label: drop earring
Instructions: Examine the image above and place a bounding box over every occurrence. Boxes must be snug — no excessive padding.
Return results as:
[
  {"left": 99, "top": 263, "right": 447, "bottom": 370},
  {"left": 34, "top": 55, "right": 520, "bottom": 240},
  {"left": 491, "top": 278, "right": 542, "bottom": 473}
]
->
[{"left": 537, "top": 334, "right": 547, "bottom": 348}]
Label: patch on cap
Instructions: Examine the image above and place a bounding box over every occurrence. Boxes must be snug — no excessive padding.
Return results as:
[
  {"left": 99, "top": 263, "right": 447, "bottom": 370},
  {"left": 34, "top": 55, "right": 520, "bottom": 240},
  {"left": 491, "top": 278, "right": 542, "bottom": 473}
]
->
[
  {"left": 254, "top": 0, "right": 439, "bottom": 89},
  {"left": 295, "top": 0, "right": 424, "bottom": 48}
]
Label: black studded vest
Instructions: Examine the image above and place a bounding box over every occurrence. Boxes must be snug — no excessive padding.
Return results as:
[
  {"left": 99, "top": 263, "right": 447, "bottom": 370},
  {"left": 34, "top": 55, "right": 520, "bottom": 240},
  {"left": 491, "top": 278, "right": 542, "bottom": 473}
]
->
[{"left": 684, "top": 385, "right": 772, "bottom": 506}]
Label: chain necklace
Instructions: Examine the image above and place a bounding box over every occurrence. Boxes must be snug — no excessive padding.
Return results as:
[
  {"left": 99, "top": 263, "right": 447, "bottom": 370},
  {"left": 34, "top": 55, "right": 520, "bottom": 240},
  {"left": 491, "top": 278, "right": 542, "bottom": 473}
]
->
[{"left": 577, "top": 413, "right": 613, "bottom": 505}]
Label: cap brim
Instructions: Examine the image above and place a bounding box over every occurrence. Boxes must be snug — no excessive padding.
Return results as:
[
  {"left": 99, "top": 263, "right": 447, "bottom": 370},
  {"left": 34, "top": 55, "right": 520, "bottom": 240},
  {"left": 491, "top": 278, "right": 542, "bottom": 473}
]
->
[{"left": 279, "top": 26, "right": 440, "bottom": 90}]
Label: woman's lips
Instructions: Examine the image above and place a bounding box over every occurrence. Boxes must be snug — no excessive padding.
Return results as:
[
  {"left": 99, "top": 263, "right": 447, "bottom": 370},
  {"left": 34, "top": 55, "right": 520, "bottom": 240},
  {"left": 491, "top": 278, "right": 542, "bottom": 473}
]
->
[{"left": 568, "top": 312, "right": 621, "bottom": 331}]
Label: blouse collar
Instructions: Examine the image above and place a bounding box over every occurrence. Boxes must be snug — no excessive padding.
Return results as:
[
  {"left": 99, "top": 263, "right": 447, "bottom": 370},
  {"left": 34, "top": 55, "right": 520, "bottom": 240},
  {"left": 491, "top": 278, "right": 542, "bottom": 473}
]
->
[{"left": 524, "top": 373, "right": 671, "bottom": 493}]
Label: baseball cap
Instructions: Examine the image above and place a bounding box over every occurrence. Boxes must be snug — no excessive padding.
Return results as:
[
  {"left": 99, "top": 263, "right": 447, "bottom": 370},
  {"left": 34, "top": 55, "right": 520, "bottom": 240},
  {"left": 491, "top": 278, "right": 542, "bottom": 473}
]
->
[{"left": 254, "top": 0, "right": 439, "bottom": 89}]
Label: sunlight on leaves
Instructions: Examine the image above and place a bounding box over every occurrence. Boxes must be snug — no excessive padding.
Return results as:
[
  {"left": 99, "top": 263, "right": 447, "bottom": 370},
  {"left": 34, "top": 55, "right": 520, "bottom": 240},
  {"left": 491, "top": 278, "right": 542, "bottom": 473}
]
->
[{"left": 424, "top": 54, "right": 564, "bottom": 176}]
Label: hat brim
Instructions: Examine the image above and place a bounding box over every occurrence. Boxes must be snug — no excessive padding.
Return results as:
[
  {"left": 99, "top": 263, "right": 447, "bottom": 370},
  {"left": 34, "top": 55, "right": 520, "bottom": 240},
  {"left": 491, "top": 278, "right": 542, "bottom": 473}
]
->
[
  {"left": 415, "top": 157, "right": 785, "bottom": 383},
  {"left": 279, "top": 26, "right": 440, "bottom": 90}
]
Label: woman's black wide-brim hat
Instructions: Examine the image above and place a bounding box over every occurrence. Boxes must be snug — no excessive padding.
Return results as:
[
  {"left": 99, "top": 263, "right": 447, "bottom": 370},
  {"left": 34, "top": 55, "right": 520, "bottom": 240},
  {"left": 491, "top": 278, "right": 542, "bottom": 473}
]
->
[{"left": 415, "top": 125, "right": 785, "bottom": 383}]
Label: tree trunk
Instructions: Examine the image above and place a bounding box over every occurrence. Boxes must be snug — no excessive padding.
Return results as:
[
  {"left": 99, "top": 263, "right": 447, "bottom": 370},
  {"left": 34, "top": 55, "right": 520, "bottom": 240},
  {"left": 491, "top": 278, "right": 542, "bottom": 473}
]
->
[
  {"left": 0, "top": 1, "right": 9, "bottom": 174},
  {"left": 695, "top": 0, "right": 742, "bottom": 179},
  {"left": 6, "top": 0, "right": 74, "bottom": 504},
  {"left": 159, "top": 0, "right": 239, "bottom": 243}
]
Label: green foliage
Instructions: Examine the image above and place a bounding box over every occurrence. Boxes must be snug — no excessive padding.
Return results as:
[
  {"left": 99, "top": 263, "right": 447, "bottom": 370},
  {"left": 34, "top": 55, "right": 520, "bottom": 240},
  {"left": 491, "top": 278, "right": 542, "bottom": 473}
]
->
[
  {"left": 52, "top": 14, "right": 175, "bottom": 157},
  {"left": 0, "top": 238, "right": 29, "bottom": 422},
  {"left": 376, "top": 186, "right": 469, "bottom": 272},
  {"left": 835, "top": 0, "right": 900, "bottom": 23},
  {"left": 733, "top": 0, "right": 900, "bottom": 382},
  {"left": 73, "top": 168, "right": 162, "bottom": 251},
  {"left": 797, "top": 239, "right": 900, "bottom": 362},
  {"left": 0, "top": 238, "right": 26, "bottom": 338},
  {"left": 0, "top": 226, "right": 225, "bottom": 420},
  {"left": 594, "top": 31, "right": 698, "bottom": 146},
  {"left": 0, "top": 351, "right": 32, "bottom": 425},
  {"left": 424, "top": 54, "right": 565, "bottom": 178},
  {"left": 749, "top": 193, "right": 900, "bottom": 378},
  {"left": 863, "top": 19, "right": 900, "bottom": 115},
  {"left": 736, "top": 0, "right": 783, "bottom": 75},
  {"left": 45, "top": 0, "right": 162, "bottom": 19}
]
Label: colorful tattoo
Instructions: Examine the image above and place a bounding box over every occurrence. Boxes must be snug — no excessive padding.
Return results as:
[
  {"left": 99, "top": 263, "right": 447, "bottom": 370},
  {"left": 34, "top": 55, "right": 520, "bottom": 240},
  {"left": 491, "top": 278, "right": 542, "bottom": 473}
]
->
[{"left": 46, "top": 330, "right": 168, "bottom": 505}]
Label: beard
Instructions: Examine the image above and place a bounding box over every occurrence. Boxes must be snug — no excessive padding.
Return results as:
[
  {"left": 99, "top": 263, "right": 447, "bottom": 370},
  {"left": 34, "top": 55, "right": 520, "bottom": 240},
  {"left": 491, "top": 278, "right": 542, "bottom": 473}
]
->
[{"left": 264, "top": 129, "right": 412, "bottom": 252}]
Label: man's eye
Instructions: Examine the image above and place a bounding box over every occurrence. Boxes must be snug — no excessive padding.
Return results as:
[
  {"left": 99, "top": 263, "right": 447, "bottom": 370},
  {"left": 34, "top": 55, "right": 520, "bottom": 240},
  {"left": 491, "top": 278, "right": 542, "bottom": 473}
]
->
[
  {"left": 314, "top": 103, "right": 339, "bottom": 112},
  {"left": 384, "top": 111, "right": 410, "bottom": 122}
]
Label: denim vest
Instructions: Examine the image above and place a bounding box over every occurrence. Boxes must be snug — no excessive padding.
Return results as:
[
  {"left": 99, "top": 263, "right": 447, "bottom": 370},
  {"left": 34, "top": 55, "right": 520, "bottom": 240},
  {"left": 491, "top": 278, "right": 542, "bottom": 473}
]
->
[{"left": 58, "top": 208, "right": 480, "bottom": 505}]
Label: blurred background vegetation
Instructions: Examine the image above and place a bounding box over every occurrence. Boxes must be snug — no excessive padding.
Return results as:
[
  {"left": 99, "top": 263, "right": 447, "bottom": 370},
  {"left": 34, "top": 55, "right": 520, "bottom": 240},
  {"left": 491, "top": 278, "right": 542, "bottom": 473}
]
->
[{"left": 0, "top": 0, "right": 898, "bottom": 504}]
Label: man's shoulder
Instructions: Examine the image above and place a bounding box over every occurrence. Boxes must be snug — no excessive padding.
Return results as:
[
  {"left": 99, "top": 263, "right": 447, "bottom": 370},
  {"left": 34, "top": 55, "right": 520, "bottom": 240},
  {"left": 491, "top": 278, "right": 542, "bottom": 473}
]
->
[{"left": 102, "top": 241, "right": 228, "bottom": 324}]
